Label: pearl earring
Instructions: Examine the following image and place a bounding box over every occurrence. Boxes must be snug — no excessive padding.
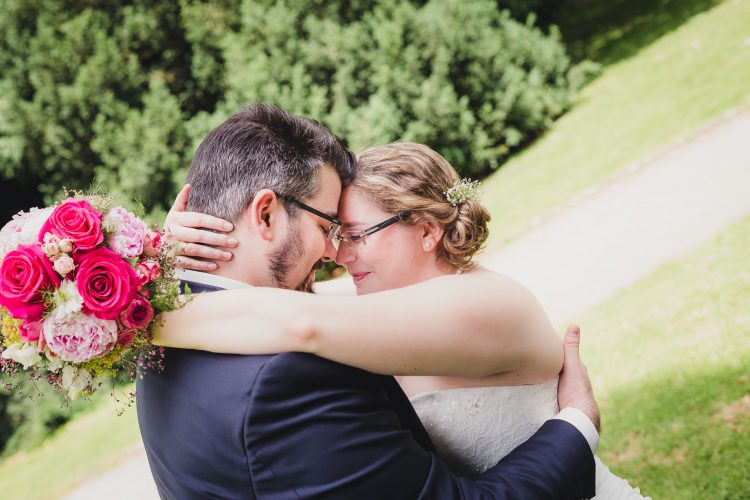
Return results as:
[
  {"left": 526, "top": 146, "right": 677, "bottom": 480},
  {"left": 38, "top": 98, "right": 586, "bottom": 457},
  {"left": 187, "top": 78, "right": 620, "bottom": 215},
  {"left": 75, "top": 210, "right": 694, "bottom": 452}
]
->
[{"left": 423, "top": 241, "right": 431, "bottom": 249}]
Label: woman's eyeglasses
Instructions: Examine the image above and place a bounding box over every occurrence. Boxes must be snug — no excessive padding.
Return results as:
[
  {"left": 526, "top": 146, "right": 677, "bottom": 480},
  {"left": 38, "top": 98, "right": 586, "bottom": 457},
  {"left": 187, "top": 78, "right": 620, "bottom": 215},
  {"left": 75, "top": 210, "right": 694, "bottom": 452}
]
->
[{"left": 334, "top": 211, "right": 411, "bottom": 249}]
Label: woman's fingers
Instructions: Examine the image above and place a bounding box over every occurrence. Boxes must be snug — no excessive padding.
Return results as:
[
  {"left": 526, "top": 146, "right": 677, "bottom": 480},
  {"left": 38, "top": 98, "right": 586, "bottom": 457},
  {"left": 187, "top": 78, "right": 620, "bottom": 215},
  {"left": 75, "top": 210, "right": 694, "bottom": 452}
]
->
[
  {"left": 177, "top": 211, "right": 234, "bottom": 233},
  {"left": 181, "top": 241, "right": 233, "bottom": 261},
  {"left": 170, "top": 184, "right": 191, "bottom": 213},
  {"left": 171, "top": 226, "right": 237, "bottom": 248},
  {"left": 176, "top": 256, "right": 219, "bottom": 272}
]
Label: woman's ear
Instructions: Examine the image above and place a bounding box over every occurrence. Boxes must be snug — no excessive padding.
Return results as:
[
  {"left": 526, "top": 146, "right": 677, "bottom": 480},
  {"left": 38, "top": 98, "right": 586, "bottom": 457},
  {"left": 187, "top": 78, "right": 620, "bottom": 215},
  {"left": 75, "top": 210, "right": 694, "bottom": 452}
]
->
[
  {"left": 420, "top": 220, "right": 444, "bottom": 252},
  {"left": 246, "top": 189, "right": 285, "bottom": 242}
]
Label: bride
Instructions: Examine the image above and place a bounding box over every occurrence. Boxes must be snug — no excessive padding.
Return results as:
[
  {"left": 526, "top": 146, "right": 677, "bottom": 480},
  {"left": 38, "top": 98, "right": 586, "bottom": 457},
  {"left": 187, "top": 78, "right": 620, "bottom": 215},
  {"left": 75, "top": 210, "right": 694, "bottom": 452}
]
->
[{"left": 158, "top": 142, "right": 648, "bottom": 498}]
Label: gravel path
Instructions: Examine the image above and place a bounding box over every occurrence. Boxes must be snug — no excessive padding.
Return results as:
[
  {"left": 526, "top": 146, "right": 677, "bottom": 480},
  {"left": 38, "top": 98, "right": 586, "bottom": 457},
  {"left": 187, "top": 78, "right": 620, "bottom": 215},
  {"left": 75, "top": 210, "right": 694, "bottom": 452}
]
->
[{"left": 61, "top": 109, "right": 750, "bottom": 499}]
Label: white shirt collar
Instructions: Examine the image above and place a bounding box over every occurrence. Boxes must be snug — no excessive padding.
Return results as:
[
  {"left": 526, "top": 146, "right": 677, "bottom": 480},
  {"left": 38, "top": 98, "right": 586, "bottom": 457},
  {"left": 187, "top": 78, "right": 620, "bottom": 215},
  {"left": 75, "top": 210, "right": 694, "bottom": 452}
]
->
[{"left": 175, "top": 269, "right": 252, "bottom": 290}]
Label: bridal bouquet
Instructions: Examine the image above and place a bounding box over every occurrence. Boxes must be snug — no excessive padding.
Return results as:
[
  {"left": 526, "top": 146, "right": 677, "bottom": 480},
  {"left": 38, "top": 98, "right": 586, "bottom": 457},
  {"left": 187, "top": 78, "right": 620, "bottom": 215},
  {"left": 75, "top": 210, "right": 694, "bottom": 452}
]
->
[{"left": 0, "top": 194, "right": 181, "bottom": 398}]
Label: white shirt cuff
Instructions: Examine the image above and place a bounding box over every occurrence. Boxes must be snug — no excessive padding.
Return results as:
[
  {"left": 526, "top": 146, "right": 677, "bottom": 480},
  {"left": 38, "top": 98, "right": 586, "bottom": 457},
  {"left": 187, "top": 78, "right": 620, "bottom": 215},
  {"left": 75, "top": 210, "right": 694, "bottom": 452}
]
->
[{"left": 553, "top": 407, "right": 599, "bottom": 454}]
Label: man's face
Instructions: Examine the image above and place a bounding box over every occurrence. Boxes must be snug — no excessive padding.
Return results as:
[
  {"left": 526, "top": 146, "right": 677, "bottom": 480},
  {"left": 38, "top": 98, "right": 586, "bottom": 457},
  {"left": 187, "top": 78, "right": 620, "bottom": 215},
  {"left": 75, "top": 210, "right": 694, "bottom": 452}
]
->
[{"left": 269, "top": 164, "right": 342, "bottom": 291}]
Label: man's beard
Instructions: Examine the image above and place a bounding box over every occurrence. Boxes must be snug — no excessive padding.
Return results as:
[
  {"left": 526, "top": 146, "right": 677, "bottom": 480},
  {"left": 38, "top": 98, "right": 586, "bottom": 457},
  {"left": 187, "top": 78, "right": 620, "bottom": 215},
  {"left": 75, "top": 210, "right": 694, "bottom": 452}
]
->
[{"left": 268, "top": 230, "right": 322, "bottom": 293}]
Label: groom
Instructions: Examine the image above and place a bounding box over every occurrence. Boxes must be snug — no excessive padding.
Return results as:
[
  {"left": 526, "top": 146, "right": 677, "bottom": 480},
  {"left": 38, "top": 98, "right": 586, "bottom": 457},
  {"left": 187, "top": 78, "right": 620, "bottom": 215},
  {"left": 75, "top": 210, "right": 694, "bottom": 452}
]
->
[{"left": 137, "top": 103, "right": 599, "bottom": 499}]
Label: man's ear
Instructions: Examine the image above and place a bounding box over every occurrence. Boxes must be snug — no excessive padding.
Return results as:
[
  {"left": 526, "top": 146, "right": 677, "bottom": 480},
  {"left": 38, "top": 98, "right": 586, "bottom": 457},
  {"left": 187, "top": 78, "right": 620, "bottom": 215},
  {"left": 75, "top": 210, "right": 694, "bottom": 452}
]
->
[
  {"left": 247, "top": 189, "right": 285, "bottom": 242},
  {"left": 420, "top": 220, "right": 444, "bottom": 253}
]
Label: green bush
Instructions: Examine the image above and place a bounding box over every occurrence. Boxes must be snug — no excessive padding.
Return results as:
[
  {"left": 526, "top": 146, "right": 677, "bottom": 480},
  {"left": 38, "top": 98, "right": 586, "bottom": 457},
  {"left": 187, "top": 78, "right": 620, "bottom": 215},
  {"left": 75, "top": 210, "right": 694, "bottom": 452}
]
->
[
  {"left": 0, "top": 0, "right": 231, "bottom": 218},
  {"left": 1, "top": 0, "right": 580, "bottom": 225},
  {"left": 215, "top": 0, "right": 579, "bottom": 177}
]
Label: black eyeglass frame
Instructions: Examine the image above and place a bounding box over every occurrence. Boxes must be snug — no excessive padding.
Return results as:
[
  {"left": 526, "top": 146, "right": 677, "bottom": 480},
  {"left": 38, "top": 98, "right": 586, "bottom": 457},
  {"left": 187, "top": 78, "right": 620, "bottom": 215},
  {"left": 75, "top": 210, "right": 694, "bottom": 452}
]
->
[
  {"left": 287, "top": 198, "right": 342, "bottom": 227},
  {"left": 335, "top": 211, "right": 412, "bottom": 246},
  {"left": 280, "top": 196, "right": 342, "bottom": 242}
]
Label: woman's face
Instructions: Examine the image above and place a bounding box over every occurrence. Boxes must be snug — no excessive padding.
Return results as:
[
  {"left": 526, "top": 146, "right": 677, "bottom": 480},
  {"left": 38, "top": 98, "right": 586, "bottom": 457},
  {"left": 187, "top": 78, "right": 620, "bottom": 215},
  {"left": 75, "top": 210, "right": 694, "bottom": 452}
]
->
[{"left": 335, "top": 187, "right": 427, "bottom": 295}]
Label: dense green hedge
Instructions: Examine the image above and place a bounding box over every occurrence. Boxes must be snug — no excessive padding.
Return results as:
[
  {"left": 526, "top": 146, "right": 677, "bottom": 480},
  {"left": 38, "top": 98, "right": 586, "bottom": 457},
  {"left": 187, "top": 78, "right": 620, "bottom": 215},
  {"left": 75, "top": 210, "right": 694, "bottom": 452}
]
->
[{"left": 0, "top": 0, "right": 584, "bottom": 224}]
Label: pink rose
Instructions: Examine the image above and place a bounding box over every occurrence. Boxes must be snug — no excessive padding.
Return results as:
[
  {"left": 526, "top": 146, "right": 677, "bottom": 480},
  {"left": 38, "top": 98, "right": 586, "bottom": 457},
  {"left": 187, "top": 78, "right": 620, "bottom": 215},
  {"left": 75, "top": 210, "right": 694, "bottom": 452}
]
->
[
  {"left": 143, "top": 231, "right": 163, "bottom": 257},
  {"left": 19, "top": 318, "right": 44, "bottom": 343},
  {"left": 75, "top": 247, "right": 139, "bottom": 320},
  {"left": 105, "top": 207, "right": 148, "bottom": 258},
  {"left": 0, "top": 245, "right": 61, "bottom": 321},
  {"left": 117, "top": 328, "right": 137, "bottom": 349},
  {"left": 39, "top": 198, "right": 103, "bottom": 252},
  {"left": 43, "top": 311, "right": 117, "bottom": 363},
  {"left": 136, "top": 260, "right": 161, "bottom": 285},
  {"left": 119, "top": 296, "right": 154, "bottom": 330}
]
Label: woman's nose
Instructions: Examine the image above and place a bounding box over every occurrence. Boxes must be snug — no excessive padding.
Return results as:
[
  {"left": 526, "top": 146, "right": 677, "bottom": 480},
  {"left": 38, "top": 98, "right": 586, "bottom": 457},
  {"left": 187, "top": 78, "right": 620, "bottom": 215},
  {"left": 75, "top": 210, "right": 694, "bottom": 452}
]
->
[{"left": 335, "top": 242, "right": 355, "bottom": 266}]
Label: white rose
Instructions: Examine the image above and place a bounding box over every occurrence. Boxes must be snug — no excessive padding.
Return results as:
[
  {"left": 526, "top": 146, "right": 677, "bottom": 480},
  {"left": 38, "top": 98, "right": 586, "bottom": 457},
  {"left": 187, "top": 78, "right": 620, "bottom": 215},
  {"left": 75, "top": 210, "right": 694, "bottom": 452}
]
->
[
  {"left": 53, "top": 253, "right": 75, "bottom": 277},
  {"left": 1, "top": 343, "right": 42, "bottom": 369},
  {"left": 62, "top": 365, "right": 93, "bottom": 398}
]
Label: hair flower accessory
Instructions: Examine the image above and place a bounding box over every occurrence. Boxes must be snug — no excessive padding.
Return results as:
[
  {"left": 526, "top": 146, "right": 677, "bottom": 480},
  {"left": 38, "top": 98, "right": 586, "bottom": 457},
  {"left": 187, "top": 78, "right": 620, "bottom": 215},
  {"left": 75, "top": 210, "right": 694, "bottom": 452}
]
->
[{"left": 445, "top": 178, "right": 482, "bottom": 206}]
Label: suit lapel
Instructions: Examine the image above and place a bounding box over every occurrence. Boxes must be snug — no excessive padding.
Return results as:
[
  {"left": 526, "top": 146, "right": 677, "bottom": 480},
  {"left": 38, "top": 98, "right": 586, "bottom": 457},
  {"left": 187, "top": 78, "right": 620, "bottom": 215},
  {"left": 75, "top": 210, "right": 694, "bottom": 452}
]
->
[{"left": 377, "top": 374, "right": 435, "bottom": 452}]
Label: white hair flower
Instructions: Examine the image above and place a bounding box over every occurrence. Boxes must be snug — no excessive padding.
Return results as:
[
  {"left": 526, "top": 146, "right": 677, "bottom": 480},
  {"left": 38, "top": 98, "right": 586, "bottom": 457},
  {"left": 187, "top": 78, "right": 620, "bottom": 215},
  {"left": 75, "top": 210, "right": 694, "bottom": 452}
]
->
[{"left": 445, "top": 178, "right": 482, "bottom": 206}]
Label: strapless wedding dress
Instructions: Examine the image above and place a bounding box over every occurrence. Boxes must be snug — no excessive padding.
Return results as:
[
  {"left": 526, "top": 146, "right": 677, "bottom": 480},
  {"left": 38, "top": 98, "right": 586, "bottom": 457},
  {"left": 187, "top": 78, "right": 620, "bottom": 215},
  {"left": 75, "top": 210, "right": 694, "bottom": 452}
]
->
[{"left": 409, "top": 378, "right": 649, "bottom": 499}]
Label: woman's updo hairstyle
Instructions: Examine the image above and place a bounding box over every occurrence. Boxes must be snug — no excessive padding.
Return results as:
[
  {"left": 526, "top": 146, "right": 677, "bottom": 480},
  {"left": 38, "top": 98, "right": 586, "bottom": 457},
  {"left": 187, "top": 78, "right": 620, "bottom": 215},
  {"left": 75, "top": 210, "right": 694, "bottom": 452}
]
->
[{"left": 354, "top": 142, "right": 491, "bottom": 271}]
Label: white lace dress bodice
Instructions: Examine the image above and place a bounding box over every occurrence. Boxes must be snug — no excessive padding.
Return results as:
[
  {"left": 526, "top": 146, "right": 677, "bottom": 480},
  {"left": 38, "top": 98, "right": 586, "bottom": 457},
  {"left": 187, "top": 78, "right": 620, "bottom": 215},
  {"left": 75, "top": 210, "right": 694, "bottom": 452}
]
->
[{"left": 410, "top": 379, "right": 649, "bottom": 499}]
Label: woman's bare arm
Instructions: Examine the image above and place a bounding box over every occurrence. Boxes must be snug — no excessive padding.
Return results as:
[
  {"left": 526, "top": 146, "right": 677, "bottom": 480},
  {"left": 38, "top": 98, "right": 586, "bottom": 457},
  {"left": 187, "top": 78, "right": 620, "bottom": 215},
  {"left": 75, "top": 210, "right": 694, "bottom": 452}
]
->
[{"left": 155, "top": 272, "right": 562, "bottom": 379}]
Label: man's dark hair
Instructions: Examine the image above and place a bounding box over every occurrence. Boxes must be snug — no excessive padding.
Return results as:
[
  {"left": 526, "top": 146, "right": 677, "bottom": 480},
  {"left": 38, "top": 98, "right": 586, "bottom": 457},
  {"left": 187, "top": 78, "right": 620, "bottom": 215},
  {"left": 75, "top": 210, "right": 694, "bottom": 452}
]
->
[{"left": 185, "top": 103, "right": 356, "bottom": 222}]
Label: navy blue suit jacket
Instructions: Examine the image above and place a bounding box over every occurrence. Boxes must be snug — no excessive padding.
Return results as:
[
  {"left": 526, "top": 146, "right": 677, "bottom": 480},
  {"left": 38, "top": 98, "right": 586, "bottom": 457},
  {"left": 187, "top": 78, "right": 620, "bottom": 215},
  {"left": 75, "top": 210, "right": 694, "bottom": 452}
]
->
[{"left": 137, "top": 281, "right": 595, "bottom": 499}]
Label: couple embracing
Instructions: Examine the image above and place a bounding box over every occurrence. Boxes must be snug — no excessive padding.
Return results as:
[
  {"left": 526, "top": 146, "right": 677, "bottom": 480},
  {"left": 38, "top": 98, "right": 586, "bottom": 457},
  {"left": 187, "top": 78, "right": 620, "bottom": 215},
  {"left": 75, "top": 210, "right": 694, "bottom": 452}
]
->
[{"left": 137, "top": 103, "right": 647, "bottom": 498}]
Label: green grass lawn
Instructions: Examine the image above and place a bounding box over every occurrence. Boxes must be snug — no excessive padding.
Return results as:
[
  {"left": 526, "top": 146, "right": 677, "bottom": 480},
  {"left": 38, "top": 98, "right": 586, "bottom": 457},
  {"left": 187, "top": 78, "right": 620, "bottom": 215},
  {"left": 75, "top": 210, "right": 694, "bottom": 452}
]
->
[
  {"left": 483, "top": 0, "right": 750, "bottom": 249},
  {"left": 571, "top": 215, "right": 750, "bottom": 498}
]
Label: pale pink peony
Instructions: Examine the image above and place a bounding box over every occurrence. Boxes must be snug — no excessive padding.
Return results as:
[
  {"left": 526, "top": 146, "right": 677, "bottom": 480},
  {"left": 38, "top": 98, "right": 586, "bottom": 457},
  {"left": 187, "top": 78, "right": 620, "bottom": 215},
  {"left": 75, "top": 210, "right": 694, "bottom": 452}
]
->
[
  {"left": 43, "top": 310, "right": 118, "bottom": 363},
  {"left": 104, "top": 207, "right": 148, "bottom": 258}
]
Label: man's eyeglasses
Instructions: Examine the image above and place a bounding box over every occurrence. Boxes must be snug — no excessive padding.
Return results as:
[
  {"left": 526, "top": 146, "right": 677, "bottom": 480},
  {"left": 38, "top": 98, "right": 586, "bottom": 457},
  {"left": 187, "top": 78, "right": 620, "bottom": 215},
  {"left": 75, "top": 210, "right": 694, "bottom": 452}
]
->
[
  {"left": 285, "top": 197, "right": 342, "bottom": 242},
  {"left": 334, "top": 211, "right": 411, "bottom": 248}
]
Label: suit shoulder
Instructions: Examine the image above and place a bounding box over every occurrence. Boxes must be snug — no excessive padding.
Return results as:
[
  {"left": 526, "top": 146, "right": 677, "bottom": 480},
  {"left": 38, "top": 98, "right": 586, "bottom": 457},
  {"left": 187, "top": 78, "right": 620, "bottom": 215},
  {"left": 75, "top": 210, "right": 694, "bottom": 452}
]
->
[{"left": 253, "top": 352, "right": 387, "bottom": 396}]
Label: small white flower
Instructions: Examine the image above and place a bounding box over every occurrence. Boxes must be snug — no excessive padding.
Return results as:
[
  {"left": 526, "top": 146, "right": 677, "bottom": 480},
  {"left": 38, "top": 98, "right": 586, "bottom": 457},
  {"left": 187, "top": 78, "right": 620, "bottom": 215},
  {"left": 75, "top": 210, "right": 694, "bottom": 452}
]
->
[
  {"left": 58, "top": 238, "right": 74, "bottom": 253},
  {"left": 52, "top": 280, "right": 84, "bottom": 318},
  {"left": 41, "top": 233, "right": 61, "bottom": 257},
  {"left": 62, "top": 365, "right": 93, "bottom": 398},
  {"left": 46, "top": 352, "right": 63, "bottom": 373},
  {"left": 53, "top": 253, "right": 76, "bottom": 277},
  {"left": 1, "top": 343, "right": 42, "bottom": 369}
]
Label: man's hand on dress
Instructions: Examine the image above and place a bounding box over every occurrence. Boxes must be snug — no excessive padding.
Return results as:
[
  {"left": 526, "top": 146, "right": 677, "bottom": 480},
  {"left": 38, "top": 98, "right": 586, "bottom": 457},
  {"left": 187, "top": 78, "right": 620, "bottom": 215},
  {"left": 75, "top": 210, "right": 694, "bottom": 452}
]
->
[{"left": 557, "top": 324, "right": 601, "bottom": 432}]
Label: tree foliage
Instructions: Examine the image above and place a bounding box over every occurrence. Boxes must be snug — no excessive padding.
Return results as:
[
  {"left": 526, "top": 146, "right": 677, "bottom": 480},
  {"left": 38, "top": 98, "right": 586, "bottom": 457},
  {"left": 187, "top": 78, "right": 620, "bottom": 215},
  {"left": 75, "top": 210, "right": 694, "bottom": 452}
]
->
[{"left": 0, "top": 0, "right": 584, "bottom": 223}]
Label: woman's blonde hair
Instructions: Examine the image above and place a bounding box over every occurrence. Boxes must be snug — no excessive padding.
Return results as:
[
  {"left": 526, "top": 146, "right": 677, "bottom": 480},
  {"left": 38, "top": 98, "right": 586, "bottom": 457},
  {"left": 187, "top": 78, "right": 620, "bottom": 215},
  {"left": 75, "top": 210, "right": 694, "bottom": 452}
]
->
[{"left": 354, "top": 142, "right": 490, "bottom": 270}]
